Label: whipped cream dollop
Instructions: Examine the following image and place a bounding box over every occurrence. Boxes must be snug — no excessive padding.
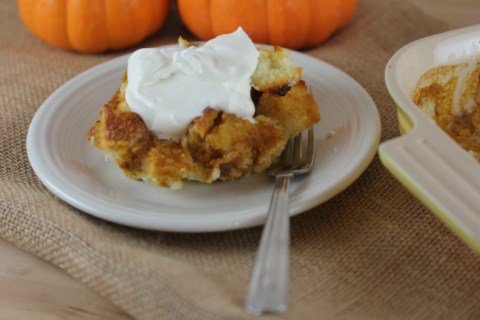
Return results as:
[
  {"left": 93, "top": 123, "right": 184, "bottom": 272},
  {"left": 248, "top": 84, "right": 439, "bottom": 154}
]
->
[
  {"left": 452, "top": 58, "right": 479, "bottom": 116},
  {"left": 125, "top": 28, "right": 259, "bottom": 140}
]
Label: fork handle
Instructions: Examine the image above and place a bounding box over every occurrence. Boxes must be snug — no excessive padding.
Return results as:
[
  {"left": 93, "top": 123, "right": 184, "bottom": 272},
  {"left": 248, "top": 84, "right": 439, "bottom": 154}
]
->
[{"left": 245, "top": 172, "right": 292, "bottom": 315}]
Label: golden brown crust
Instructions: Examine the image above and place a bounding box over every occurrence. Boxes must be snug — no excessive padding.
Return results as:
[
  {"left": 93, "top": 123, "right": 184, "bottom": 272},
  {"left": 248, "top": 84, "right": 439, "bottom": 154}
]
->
[
  {"left": 88, "top": 90, "right": 196, "bottom": 187},
  {"left": 88, "top": 91, "right": 154, "bottom": 179},
  {"left": 184, "top": 108, "right": 287, "bottom": 180},
  {"left": 256, "top": 81, "right": 320, "bottom": 137}
]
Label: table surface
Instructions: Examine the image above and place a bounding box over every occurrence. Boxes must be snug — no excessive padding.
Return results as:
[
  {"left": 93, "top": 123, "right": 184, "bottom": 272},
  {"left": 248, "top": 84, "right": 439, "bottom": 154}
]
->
[{"left": 2, "top": 1, "right": 479, "bottom": 319}]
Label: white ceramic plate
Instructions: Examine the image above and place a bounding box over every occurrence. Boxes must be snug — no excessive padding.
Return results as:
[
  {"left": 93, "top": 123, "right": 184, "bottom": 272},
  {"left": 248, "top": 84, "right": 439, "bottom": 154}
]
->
[{"left": 27, "top": 48, "right": 380, "bottom": 232}]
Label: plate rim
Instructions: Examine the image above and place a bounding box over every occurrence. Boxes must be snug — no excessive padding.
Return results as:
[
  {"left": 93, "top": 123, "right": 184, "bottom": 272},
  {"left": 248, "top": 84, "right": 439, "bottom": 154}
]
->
[{"left": 27, "top": 47, "right": 381, "bottom": 232}]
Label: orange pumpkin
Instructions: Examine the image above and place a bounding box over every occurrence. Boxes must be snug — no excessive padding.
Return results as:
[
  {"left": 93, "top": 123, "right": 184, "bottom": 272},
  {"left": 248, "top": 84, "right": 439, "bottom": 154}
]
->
[
  {"left": 178, "top": 0, "right": 357, "bottom": 49},
  {"left": 18, "top": 0, "right": 171, "bottom": 53}
]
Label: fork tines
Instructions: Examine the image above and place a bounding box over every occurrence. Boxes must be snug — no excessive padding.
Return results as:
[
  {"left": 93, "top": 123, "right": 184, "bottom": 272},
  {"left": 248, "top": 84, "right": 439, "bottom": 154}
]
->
[{"left": 274, "top": 127, "right": 315, "bottom": 175}]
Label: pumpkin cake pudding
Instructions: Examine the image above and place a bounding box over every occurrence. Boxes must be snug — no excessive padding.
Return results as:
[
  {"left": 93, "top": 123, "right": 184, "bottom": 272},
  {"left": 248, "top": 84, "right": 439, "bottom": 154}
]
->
[
  {"left": 413, "top": 58, "right": 480, "bottom": 160},
  {"left": 88, "top": 28, "right": 320, "bottom": 189}
]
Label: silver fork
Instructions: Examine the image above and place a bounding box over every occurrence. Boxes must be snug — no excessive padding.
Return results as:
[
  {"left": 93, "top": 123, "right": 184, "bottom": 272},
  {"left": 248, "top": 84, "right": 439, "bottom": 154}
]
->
[{"left": 245, "top": 127, "right": 316, "bottom": 315}]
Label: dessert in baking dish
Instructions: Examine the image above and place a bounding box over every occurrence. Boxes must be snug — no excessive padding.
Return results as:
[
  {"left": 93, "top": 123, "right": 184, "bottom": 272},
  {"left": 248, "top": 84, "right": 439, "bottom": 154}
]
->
[
  {"left": 413, "top": 58, "right": 480, "bottom": 160},
  {"left": 88, "top": 28, "right": 320, "bottom": 189}
]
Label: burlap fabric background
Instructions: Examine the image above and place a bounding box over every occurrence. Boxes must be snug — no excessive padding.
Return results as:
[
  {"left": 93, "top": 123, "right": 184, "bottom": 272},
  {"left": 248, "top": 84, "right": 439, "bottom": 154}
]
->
[{"left": 1, "top": 0, "right": 480, "bottom": 319}]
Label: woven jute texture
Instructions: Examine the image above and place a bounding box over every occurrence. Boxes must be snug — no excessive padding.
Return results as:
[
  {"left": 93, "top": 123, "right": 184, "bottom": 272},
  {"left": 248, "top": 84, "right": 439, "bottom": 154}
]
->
[{"left": 2, "top": 0, "right": 480, "bottom": 319}]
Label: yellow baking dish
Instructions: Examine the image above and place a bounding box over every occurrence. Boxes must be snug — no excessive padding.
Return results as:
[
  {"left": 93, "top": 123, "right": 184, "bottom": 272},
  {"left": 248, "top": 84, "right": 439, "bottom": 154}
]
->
[{"left": 380, "top": 24, "right": 480, "bottom": 253}]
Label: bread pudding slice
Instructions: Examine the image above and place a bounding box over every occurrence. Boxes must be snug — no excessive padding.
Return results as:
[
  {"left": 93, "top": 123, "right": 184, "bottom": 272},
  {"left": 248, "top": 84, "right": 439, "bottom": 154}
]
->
[
  {"left": 88, "top": 45, "right": 319, "bottom": 189},
  {"left": 413, "top": 59, "right": 480, "bottom": 160}
]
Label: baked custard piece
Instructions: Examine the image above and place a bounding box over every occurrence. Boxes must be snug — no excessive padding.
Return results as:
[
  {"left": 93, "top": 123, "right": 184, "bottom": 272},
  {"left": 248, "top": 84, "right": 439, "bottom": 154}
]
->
[
  {"left": 413, "top": 58, "right": 480, "bottom": 160},
  {"left": 88, "top": 31, "right": 320, "bottom": 189}
]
